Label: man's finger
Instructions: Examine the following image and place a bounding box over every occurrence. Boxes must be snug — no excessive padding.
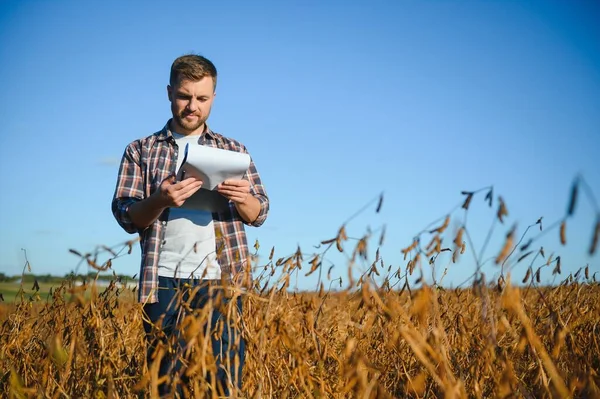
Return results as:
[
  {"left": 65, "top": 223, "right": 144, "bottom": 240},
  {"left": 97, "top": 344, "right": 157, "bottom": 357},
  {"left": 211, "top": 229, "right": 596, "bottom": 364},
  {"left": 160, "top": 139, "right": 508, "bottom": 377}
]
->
[
  {"left": 173, "top": 185, "right": 202, "bottom": 206},
  {"left": 171, "top": 178, "right": 202, "bottom": 192},
  {"left": 219, "top": 190, "right": 243, "bottom": 200},
  {"left": 218, "top": 188, "right": 248, "bottom": 197},
  {"left": 181, "top": 181, "right": 203, "bottom": 196},
  {"left": 179, "top": 177, "right": 202, "bottom": 187},
  {"left": 218, "top": 184, "right": 249, "bottom": 192},
  {"left": 222, "top": 179, "right": 249, "bottom": 187}
]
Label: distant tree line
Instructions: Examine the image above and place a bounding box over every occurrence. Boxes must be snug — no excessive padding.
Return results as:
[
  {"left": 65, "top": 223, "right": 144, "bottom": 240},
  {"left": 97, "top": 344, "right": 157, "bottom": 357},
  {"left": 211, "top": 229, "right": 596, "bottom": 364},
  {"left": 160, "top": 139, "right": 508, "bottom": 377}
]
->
[{"left": 0, "top": 272, "right": 134, "bottom": 284}]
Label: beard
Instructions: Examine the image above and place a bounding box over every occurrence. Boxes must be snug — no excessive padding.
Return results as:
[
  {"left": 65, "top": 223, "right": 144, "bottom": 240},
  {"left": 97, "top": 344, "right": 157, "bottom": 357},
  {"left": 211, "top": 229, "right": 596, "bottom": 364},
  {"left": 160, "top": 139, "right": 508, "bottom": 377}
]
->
[{"left": 173, "top": 110, "right": 207, "bottom": 133}]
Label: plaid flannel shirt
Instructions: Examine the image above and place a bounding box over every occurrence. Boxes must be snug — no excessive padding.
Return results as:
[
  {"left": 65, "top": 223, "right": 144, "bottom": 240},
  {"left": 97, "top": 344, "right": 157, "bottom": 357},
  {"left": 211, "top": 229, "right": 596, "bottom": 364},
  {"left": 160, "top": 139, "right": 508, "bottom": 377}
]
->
[{"left": 111, "top": 121, "right": 269, "bottom": 304}]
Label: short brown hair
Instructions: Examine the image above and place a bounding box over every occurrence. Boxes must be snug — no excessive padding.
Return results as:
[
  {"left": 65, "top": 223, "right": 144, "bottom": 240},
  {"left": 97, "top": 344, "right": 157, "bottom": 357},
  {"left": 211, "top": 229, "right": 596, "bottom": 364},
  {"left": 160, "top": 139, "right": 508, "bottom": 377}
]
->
[{"left": 169, "top": 54, "right": 217, "bottom": 89}]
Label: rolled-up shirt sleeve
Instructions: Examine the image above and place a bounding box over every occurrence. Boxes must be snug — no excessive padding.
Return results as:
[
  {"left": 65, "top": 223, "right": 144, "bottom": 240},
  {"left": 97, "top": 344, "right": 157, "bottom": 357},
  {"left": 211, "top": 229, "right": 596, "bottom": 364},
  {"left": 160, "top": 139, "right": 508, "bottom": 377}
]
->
[
  {"left": 244, "top": 154, "right": 269, "bottom": 227},
  {"left": 111, "top": 142, "right": 144, "bottom": 234}
]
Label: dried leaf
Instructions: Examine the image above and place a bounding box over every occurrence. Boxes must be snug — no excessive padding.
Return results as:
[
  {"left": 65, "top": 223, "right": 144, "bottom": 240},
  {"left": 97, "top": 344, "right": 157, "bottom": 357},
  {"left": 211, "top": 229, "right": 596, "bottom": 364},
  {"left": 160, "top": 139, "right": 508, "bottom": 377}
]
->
[
  {"left": 497, "top": 197, "right": 508, "bottom": 223},
  {"left": 355, "top": 237, "right": 368, "bottom": 260},
  {"left": 590, "top": 218, "right": 599, "bottom": 256},
  {"left": 425, "top": 235, "right": 440, "bottom": 251},
  {"left": 485, "top": 188, "right": 493, "bottom": 207},
  {"left": 462, "top": 192, "right": 474, "bottom": 210},
  {"left": 327, "top": 265, "right": 334, "bottom": 280},
  {"left": 371, "top": 263, "right": 380, "bottom": 276},
  {"left": 553, "top": 256, "right": 561, "bottom": 275},
  {"left": 560, "top": 221, "right": 566, "bottom": 245},
  {"left": 520, "top": 239, "right": 533, "bottom": 251},
  {"left": 401, "top": 240, "right": 418, "bottom": 258},
  {"left": 496, "top": 226, "right": 516, "bottom": 264},
  {"left": 269, "top": 247, "right": 275, "bottom": 261},
  {"left": 379, "top": 225, "right": 386, "bottom": 246},
  {"left": 305, "top": 255, "right": 321, "bottom": 277},
  {"left": 127, "top": 240, "right": 134, "bottom": 254},
  {"left": 376, "top": 193, "right": 384, "bottom": 213},
  {"left": 497, "top": 275, "right": 505, "bottom": 291},
  {"left": 430, "top": 216, "right": 450, "bottom": 234},
  {"left": 336, "top": 226, "right": 347, "bottom": 252},
  {"left": 585, "top": 264, "right": 589, "bottom": 280},
  {"left": 567, "top": 180, "right": 578, "bottom": 216},
  {"left": 407, "top": 260, "right": 414, "bottom": 275},
  {"left": 69, "top": 249, "right": 83, "bottom": 257},
  {"left": 522, "top": 268, "right": 532, "bottom": 284},
  {"left": 454, "top": 227, "right": 464, "bottom": 247},
  {"left": 517, "top": 251, "right": 533, "bottom": 263}
]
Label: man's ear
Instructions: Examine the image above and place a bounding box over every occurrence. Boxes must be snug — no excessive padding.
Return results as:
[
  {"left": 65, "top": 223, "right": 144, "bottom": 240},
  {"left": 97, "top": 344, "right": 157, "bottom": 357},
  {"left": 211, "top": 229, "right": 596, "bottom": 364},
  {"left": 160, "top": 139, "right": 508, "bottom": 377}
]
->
[{"left": 167, "top": 85, "right": 172, "bottom": 101}]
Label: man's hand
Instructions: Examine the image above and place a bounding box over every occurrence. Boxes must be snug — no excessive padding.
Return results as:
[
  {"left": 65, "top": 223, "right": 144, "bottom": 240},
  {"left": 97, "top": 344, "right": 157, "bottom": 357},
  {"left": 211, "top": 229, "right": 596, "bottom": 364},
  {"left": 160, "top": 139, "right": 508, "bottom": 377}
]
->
[
  {"left": 128, "top": 175, "right": 203, "bottom": 229},
  {"left": 218, "top": 179, "right": 261, "bottom": 223},
  {"left": 217, "top": 179, "right": 251, "bottom": 204},
  {"left": 153, "top": 176, "right": 203, "bottom": 207}
]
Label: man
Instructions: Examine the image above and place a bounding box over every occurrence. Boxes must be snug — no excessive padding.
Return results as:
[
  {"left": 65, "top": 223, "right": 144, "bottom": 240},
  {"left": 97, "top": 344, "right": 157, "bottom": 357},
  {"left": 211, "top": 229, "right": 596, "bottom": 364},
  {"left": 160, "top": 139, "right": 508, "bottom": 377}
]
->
[{"left": 111, "top": 54, "right": 269, "bottom": 397}]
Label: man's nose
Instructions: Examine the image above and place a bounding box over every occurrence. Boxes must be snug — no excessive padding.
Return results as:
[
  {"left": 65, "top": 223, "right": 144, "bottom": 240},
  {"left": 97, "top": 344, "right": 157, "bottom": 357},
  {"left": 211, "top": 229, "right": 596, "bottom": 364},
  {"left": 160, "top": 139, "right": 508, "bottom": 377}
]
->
[{"left": 187, "top": 98, "right": 199, "bottom": 111}]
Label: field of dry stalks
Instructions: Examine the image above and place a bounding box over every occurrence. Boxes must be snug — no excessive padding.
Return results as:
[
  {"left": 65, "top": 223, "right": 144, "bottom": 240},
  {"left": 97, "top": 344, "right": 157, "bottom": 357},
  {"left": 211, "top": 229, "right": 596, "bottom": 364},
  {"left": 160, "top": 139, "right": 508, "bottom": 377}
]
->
[
  {"left": 1, "top": 278, "right": 599, "bottom": 398},
  {"left": 2, "top": 179, "right": 599, "bottom": 398}
]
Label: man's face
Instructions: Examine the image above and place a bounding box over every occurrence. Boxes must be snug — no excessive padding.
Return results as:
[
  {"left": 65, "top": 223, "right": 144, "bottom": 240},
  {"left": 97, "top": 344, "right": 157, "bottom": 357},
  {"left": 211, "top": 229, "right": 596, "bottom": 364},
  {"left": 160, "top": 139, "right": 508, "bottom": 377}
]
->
[{"left": 167, "top": 76, "right": 216, "bottom": 135}]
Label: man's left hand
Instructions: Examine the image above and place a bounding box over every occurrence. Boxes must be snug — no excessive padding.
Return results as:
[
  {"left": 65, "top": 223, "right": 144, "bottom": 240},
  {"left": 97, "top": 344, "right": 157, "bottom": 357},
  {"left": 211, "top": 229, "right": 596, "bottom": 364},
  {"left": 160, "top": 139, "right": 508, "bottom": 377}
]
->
[{"left": 217, "top": 179, "right": 251, "bottom": 204}]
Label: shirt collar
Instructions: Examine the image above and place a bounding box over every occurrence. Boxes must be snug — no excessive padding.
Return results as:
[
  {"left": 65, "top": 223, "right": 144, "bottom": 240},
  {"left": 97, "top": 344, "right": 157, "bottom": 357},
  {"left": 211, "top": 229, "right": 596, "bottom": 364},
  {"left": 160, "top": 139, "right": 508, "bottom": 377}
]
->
[{"left": 156, "top": 119, "right": 216, "bottom": 141}]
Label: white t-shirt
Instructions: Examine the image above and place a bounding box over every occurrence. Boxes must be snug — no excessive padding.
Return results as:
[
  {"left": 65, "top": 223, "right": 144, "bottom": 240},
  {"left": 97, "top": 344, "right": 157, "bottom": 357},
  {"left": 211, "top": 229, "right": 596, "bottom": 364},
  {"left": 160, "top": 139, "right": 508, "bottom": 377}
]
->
[{"left": 157, "top": 132, "right": 221, "bottom": 280}]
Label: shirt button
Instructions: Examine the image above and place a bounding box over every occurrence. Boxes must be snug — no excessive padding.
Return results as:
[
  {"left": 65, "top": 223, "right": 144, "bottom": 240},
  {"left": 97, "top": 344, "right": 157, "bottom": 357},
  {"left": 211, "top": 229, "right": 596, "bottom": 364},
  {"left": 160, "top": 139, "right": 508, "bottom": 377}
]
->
[
  {"left": 162, "top": 221, "right": 167, "bottom": 226},
  {"left": 162, "top": 240, "right": 166, "bottom": 245}
]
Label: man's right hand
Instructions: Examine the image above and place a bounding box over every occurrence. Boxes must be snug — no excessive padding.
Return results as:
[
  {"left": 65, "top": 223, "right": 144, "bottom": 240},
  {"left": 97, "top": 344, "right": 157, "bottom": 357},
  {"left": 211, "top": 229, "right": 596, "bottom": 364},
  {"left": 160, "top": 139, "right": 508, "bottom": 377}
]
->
[
  {"left": 153, "top": 175, "right": 203, "bottom": 208},
  {"left": 128, "top": 175, "right": 203, "bottom": 230}
]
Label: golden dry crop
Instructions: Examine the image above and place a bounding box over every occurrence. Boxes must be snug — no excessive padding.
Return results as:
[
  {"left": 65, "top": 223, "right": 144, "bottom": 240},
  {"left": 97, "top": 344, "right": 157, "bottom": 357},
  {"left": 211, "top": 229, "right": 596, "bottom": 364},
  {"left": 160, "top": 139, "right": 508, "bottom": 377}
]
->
[
  {"left": 1, "top": 181, "right": 599, "bottom": 398},
  {"left": 2, "top": 278, "right": 599, "bottom": 398}
]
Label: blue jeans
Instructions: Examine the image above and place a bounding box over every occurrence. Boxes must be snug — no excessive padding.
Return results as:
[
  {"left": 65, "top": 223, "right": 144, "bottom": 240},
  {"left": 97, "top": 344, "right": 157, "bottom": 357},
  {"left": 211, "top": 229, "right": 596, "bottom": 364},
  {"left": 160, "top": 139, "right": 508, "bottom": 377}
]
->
[{"left": 142, "top": 276, "right": 245, "bottom": 397}]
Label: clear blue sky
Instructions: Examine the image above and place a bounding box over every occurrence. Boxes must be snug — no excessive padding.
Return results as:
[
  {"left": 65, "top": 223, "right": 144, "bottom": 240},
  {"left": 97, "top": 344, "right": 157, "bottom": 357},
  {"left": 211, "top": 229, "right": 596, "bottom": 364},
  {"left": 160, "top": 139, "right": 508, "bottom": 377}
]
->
[{"left": 0, "top": 0, "right": 598, "bottom": 290}]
